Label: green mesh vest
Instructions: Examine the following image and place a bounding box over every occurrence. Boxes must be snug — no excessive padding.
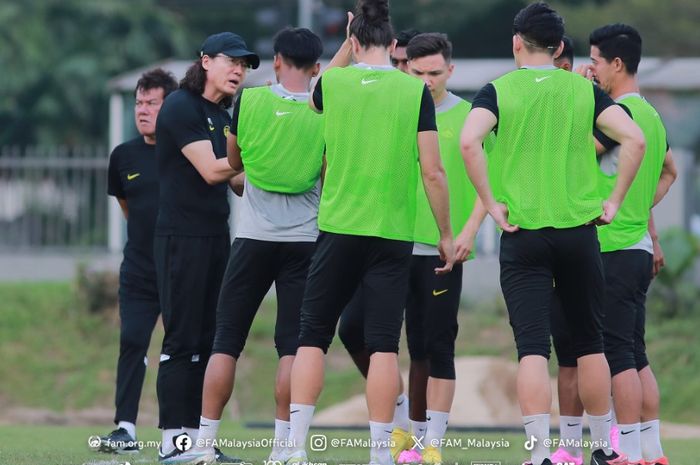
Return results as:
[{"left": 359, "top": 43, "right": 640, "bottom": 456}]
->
[
  {"left": 237, "top": 86, "right": 324, "bottom": 193},
  {"left": 597, "top": 95, "right": 667, "bottom": 252},
  {"left": 414, "top": 97, "right": 477, "bottom": 256},
  {"left": 318, "top": 66, "right": 424, "bottom": 240},
  {"left": 490, "top": 69, "right": 602, "bottom": 229}
]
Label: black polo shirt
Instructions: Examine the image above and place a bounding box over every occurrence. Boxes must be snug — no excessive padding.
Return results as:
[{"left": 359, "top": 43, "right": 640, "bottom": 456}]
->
[
  {"left": 108, "top": 137, "right": 158, "bottom": 280},
  {"left": 154, "top": 89, "right": 232, "bottom": 236}
]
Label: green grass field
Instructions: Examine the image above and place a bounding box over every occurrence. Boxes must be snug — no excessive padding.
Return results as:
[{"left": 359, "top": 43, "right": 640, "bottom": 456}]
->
[
  {"left": 1, "top": 281, "right": 699, "bottom": 464},
  {"left": 1, "top": 424, "right": 699, "bottom": 465},
  {"left": 0, "top": 281, "right": 514, "bottom": 423}
]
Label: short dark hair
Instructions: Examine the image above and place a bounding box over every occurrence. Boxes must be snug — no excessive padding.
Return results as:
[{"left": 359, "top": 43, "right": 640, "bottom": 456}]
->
[
  {"left": 512, "top": 2, "right": 564, "bottom": 55},
  {"left": 349, "top": 0, "right": 394, "bottom": 48},
  {"left": 395, "top": 28, "right": 421, "bottom": 48},
  {"left": 406, "top": 33, "right": 453, "bottom": 63},
  {"left": 589, "top": 23, "right": 642, "bottom": 74},
  {"left": 135, "top": 68, "right": 178, "bottom": 98},
  {"left": 555, "top": 35, "right": 574, "bottom": 65},
  {"left": 180, "top": 59, "right": 233, "bottom": 109},
  {"left": 273, "top": 28, "right": 323, "bottom": 69}
]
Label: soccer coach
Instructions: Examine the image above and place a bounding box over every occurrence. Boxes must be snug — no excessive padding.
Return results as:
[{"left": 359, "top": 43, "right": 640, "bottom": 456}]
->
[{"left": 153, "top": 32, "right": 259, "bottom": 460}]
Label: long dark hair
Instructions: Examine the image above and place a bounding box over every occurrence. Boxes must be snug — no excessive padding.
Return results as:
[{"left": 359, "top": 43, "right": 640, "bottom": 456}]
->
[
  {"left": 349, "top": 0, "right": 393, "bottom": 48},
  {"left": 179, "top": 59, "right": 233, "bottom": 109}
]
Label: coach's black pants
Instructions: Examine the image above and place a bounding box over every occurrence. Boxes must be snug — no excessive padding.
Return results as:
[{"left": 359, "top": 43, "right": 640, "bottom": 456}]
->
[
  {"left": 154, "top": 234, "right": 230, "bottom": 430},
  {"left": 114, "top": 272, "right": 160, "bottom": 425}
]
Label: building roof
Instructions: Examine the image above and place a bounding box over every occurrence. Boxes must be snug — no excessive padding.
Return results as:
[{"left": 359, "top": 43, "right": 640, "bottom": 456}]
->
[{"left": 108, "top": 57, "right": 700, "bottom": 93}]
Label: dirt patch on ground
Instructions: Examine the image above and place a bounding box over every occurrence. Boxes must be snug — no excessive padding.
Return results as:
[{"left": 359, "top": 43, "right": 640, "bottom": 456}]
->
[
  {"left": 313, "top": 355, "right": 700, "bottom": 439},
  {"left": 2, "top": 355, "right": 698, "bottom": 439},
  {"left": 0, "top": 407, "right": 157, "bottom": 427}
]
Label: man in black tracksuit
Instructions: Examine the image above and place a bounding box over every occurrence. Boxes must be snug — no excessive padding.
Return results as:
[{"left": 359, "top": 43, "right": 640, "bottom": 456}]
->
[{"left": 101, "top": 68, "right": 177, "bottom": 455}]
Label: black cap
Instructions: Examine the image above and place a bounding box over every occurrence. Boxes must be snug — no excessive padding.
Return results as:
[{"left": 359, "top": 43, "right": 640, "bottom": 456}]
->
[{"left": 200, "top": 32, "right": 260, "bottom": 69}]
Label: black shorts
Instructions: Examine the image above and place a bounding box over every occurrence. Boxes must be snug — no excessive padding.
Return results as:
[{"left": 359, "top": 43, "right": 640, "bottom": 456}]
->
[
  {"left": 601, "top": 249, "right": 653, "bottom": 375},
  {"left": 339, "top": 254, "right": 462, "bottom": 378},
  {"left": 551, "top": 285, "right": 578, "bottom": 368},
  {"left": 338, "top": 289, "right": 366, "bottom": 355},
  {"left": 212, "top": 238, "right": 315, "bottom": 359},
  {"left": 405, "top": 255, "right": 462, "bottom": 379},
  {"left": 499, "top": 224, "right": 605, "bottom": 361},
  {"left": 299, "top": 232, "right": 412, "bottom": 354}
]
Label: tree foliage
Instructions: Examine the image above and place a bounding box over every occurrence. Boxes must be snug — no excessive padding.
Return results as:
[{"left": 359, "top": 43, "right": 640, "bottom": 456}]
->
[
  {"left": 0, "top": 0, "right": 189, "bottom": 146},
  {"left": 1, "top": 0, "right": 697, "bottom": 147},
  {"left": 551, "top": 0, "right": 700, "bottom": 57}
]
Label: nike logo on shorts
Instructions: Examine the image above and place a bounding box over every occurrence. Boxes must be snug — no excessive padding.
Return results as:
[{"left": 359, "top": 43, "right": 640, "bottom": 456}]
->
[
  {"left": 127, "top": 173, "right": 140, "bottom": 181},
  {"left": 432, "top": 289, "right": 448, "bottom": 296}
]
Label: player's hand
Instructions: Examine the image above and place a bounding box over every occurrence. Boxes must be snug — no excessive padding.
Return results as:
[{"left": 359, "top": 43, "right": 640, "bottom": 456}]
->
[
  {"left": 597, "top": 200, "right": 619, "bottom": 225},
  {"left": 230, "top": 173, "right": 245, "bottom": 197},
  {"left": 489, "top": 202, "right": 519, "bottom": 233},
  {"left": 435, "top": 236, "right": 455, "bottom": 275},
  {"left": 454, "top": 229, "right": 475, "bottom": 263},
  {"left": 575, "top": 64, "right": 595, "bottom": 81},
  {"left": 652, "top": 237, "right": 665, "bottom": 277}
]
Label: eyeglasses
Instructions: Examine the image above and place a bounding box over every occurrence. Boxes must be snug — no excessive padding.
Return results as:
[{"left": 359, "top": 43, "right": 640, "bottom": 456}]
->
[{"left": 215, "top": 54, "right": 251, "bottom": 69}]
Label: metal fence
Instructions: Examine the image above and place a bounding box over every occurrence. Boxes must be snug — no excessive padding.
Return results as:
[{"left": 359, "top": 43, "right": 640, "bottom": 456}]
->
[{"left": 0, "top": 146, "right": 109, "bottom": 251}]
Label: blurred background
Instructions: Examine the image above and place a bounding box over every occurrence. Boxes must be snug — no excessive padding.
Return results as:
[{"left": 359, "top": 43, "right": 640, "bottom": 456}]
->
[{"left": 0, "top": 0, "right": 698, "bottom": 432}]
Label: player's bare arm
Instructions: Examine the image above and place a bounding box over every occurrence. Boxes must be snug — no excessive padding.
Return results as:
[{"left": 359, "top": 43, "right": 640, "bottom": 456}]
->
[
  {"left": 461, "top": 107, "right": 518, "bottom": 233},
  {"left": 417, "top": 130, "right": 455, "bottom": 274},
  {"left": 594, "top": 104, "right": 646, "bottom": 223},
  {"left": 182, "top": 139, "right": 240, "bottom": 185}
]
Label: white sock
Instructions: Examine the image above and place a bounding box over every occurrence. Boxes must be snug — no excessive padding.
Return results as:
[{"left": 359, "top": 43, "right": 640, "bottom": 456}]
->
[
  {"left": 118, "top": 421, "right": 136, "bottom": 439},
  {"left": 523, "top": 414, "right": 550, "bottom": 465},
  {"left": 588, "top": 411, "right": 613, "bottom": 455},
  {"left": 369, "top": 420, "right": 393, "bottom": 464},
  {"left": 618, "top": 423, "right": 642, "bottom": 462},
  {"left": 410, "top": 419, "right": 427, "bottom": 439},
  {"left": 289, "top": 403, "right": 315, "bottom": 453},
  {"left": 392, "top": 394, "right": 410, "bottom": 431},
  {"left": 610, "top": 401, "right": 617, "bottom": 426},
  {"left": 424, "top": 410, "right": 449, "bottom": 449},
  {"left": 559, "top": 415, "right": 583, "bottom": 456},
  {"left": 273, "top": 419, "right": 291, "bottom": 455},
  {"left": 161, "top": 428, "right": 181, "bottom": 455},
  {"left": 640, "top": 419, "right": 664, "bottom": 461},
  {"left": 198, "top": 417, "right": 220, "bottom": 448},
  {"left": 183, "top": 427, "right": 198, "bottom": 443}
]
